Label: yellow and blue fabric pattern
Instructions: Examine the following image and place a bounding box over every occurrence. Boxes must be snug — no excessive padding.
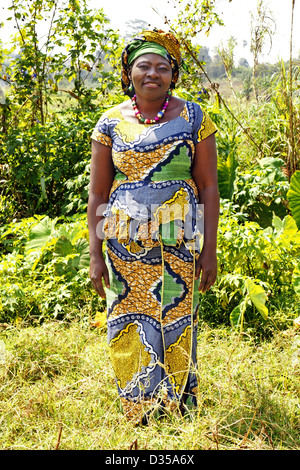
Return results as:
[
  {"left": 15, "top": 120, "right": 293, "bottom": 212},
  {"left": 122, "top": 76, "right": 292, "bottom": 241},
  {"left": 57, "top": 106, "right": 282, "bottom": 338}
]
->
[{"left": 91, "top": 100, "right": 217, "bottom": 423}]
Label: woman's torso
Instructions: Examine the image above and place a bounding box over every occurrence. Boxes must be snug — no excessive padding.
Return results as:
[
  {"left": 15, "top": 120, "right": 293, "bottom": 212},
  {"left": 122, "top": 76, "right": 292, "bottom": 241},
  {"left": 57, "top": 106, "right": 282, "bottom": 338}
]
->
[{"left": 91, "top": 100, "right": 216, "bottom": 248}]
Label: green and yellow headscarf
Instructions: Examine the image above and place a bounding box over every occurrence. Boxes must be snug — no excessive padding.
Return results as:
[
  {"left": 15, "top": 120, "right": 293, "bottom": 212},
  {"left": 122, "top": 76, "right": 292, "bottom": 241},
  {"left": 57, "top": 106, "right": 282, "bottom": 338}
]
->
[{"left": 121, "top": 29, "right": 183, "bottom": 96}]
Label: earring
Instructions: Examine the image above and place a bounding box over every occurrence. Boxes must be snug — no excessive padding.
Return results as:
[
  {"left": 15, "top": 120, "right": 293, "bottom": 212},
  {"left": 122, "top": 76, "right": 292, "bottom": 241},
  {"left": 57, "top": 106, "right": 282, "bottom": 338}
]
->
[{"left": 128, "top": 81, "right": 133, "bottom": 92}]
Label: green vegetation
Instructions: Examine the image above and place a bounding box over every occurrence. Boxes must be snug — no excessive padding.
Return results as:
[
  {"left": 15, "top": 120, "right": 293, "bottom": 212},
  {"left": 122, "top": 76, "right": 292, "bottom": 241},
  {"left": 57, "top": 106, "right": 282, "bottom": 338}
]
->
[
  {"left": 0, "top": 0, "right": 299, "bottom": 450},
  {"left": 0, "top": 321, "right": 299, "bottom": 449}
]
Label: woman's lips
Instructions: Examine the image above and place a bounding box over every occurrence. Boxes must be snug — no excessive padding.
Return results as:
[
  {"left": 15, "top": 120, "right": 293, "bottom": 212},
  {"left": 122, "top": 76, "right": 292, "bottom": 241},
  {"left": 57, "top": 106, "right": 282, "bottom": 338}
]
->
[{"left": 143, "top": 82, "right": 160, "bottom": 88}]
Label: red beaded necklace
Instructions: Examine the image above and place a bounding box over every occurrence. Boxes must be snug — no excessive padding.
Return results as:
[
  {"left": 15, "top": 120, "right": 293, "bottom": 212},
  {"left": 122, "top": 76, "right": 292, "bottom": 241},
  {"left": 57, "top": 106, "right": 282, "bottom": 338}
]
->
[{"left": 131, "top": 90, "right": 172, "bottom": 124}]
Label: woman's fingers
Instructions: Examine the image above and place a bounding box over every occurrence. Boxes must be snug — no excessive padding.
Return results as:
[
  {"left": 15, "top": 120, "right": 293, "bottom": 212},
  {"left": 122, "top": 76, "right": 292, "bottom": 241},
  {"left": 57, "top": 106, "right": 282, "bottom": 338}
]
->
[
  {"left": 90, "top": 274, "right": 106, "bottom": 298},
  {"left": 195, "top": 255, "right": 217, "bottom": 292},
  {"left": 90, "top": 259, "right": 110, "bottom": 298},
  {"left": 103, "top": 269, "right": 110, "bottom": 290},
  {"left": 199, "top": 268, "right": 217, "bottom": 292},
  {"left": 194, "top": 261, "right": 201, "bottom": 280},
  {"left": 95, "top": 279, "right": 106, "bottom": 298}
]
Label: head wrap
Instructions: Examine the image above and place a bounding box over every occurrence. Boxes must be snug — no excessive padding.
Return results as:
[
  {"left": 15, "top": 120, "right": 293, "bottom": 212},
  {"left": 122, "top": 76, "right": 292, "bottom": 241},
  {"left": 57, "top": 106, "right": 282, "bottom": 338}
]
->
[
  {"left": 121, "top": 29, "right": 182, "bottom": 96},
  {"left": 127, "top": 42, "right": 170, "bottom": 66}
]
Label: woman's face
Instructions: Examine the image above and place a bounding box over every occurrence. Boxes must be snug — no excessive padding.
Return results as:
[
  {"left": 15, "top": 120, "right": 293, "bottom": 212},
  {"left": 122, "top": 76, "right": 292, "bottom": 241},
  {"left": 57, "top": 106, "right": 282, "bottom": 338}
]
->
[{"left": 130, "top": 53, "right": 172, "bottom": 100}]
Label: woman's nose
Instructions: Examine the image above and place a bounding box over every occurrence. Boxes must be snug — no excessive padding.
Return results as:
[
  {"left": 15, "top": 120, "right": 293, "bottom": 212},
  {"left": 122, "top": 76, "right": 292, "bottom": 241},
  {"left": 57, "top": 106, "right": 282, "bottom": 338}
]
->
[{"left": 147, "top": 67, "right": 159, "bottom": 77}]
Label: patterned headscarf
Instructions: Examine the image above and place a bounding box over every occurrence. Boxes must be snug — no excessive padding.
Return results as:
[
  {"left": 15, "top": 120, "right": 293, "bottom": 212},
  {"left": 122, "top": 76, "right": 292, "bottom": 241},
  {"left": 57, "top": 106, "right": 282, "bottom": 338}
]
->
[{"left": 121, "top": 29, "right": 182, "bottom": 96}]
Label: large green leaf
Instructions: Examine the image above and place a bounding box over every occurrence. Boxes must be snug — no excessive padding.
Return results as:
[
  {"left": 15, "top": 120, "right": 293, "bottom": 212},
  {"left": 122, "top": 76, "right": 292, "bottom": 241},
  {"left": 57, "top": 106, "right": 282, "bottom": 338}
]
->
[
  {"left": 25, "top": 216, "right": 57, "bottom": 253},
  {"left": 217, "top": 151, "right": 239, "bottom": 200},
  {"left": 287, "top": 170, "right": 300, "bottom": 229},
  {"left": 245, "top": 278, "right": 268, "bottom": 320},
  {"left": 74, "top": 238, "right": 90, "bottom": 269},
  {"left": 251, "top": 200, "right": 288, "bottom": 228},
  {"left": 258, "top": 157, "right": 285, "bottom": 172},
  {"left": 54, "top": 236, "right": 75, "bottom": 257},
  {"left": 53, "top": 235, "right": 90, "bottom": 277},
  {"left": 230, "top": 299, "right": 248, "bottom": 330},
  {"left": 272, "top": 214, "right": 300, "bottom": 246}
]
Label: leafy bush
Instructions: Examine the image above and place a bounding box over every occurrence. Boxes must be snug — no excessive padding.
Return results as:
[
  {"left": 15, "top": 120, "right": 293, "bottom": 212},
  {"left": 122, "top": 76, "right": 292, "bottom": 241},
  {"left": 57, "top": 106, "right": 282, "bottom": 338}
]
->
[
  {"left": 0, "top": 0, "right": 299, "bottom": 337},
  {"left": 199, "top": 204, "right": 300, "bottom": 333},
  {"left": 233, "top": 157, "right": 289, "bottom": 227},
  {"left": 0, "top": 215, "right": 104, "bottom": 323},
  {"left": 1, "top": 110, "right": 96, "bottom": 219}
]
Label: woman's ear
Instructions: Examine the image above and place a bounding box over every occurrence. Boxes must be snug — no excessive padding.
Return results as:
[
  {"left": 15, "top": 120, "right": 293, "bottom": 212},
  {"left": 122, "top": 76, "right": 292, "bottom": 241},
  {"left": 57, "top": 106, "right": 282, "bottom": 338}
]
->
[{"left": 128, "top": 65, "right": 132, "bottom": 82}]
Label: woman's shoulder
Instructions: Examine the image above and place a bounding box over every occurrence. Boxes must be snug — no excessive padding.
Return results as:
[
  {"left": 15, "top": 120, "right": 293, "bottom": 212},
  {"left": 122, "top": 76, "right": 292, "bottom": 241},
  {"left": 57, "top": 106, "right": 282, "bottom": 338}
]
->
[
  {"left": 185, "top": 100, "right": 203, "bottom": 114},
  {"left": 98, "top": 104, "right": 124, "bottom": 121},
  {"left": 185, "top": 101, "right": 218, "bottom": 141},
  {"left": 185, "top": 100, "right": 216, "bottom": 125},
  {"left": 177, "top": 99, "right": 203, "bottom": 126},
  {"left": 116, "top": 99, "right": 134, "bottom": 122},
  {"left": 92, "top": 104, "right": 123, "bottom": 142}
]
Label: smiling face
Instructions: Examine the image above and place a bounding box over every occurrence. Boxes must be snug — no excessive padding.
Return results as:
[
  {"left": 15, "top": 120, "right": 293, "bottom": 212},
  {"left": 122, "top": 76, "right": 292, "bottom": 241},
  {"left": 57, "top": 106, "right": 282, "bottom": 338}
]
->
[{"left": 130, "top": 53, "right": 173, "bottom": 101}]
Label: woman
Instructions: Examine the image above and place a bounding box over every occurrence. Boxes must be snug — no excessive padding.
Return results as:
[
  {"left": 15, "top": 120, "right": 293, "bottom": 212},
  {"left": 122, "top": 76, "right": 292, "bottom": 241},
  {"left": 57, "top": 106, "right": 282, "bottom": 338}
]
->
[{"left": 88, "top": 30, "right": 219, "bottom": 424}]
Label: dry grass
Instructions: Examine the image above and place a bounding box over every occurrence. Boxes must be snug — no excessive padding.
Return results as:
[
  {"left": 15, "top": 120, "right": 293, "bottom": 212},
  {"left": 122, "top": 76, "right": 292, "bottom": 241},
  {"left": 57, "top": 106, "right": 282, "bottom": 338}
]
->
[{"left": 0, "top": 321, "right": 299, "bottom": 450}]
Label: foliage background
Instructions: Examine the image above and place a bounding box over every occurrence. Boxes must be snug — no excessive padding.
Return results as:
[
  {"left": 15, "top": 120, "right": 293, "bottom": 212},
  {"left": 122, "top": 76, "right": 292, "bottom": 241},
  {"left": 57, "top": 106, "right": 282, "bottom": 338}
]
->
[
  {"left": 0, "top": 0, "right": 300, "bottom": 450},
  {"left": 1, "top": 0, "right": 299, "bottom": 333}
]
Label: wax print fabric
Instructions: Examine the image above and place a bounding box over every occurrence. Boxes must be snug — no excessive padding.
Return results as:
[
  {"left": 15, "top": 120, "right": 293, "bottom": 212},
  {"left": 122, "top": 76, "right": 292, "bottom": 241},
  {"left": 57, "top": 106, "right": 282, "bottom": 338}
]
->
[{"left": 91, "top": 100, "right": 217, "bottom": 423}]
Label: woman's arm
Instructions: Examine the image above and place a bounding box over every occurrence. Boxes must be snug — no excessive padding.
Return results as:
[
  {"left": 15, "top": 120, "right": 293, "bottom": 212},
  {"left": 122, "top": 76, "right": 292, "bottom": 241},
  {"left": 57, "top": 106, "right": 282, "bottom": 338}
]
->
[
  {"left": 192, "top": 133, "right": 219, "bottom": 292},
  {"left": 88, "top": 140, "right": 115, "bottom": 297}
]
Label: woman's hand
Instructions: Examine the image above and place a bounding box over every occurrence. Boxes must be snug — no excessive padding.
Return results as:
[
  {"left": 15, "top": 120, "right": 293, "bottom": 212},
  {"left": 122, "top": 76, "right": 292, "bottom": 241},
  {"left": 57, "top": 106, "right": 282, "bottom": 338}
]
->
[
  {"left": 195, "top": 248, "right": 217, "bottom": 293},
  {"left": 89, "top": 255, "right": 110, "bottom": 298}
]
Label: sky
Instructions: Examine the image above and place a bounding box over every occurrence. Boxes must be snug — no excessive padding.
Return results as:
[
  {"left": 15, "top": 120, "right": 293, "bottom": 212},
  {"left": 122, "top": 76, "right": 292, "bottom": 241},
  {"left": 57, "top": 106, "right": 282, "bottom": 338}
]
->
[
  {"left": 90, "top": 0, "right": 300, "bottom": 64},
  {"left": 0, "top": 0, "right": 299, "bottom": 64}
]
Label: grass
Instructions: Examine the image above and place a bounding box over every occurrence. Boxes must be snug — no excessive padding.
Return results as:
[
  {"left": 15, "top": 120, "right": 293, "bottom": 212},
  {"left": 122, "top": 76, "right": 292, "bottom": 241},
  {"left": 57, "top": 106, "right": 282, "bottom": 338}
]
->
[{"left": 0, "top": 320, "right": 299, "bottom": 450}]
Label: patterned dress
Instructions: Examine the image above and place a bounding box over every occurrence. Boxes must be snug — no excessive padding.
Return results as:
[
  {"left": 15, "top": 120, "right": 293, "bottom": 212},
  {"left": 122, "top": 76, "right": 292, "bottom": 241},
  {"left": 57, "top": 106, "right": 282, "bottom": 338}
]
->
[{"left": 91, "top": 100, "right": 217, "bottom": 424}]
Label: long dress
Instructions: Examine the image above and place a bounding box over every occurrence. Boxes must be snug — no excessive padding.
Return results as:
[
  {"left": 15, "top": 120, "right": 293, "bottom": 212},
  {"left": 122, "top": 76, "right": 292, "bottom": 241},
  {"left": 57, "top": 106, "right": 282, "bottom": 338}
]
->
[{"left": 91, "top": 100, "right": 217, "bottom": 424}]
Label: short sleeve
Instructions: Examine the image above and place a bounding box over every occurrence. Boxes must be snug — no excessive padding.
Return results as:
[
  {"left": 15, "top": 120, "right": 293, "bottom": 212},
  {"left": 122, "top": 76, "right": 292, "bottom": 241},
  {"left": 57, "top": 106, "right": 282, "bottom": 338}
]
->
[
  {"left": 192, "top": 103, "right": 217, "bottom": 144},
  {"left": 91, "top": 113, "right": 113, "bottom": 148}
]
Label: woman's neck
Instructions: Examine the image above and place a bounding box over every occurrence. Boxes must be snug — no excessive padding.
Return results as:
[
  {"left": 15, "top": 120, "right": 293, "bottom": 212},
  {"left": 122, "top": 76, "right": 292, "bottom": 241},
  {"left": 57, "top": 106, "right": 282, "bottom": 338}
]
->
[{"left": 133, "top": 93, "right": 170, "bottom": 119}]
